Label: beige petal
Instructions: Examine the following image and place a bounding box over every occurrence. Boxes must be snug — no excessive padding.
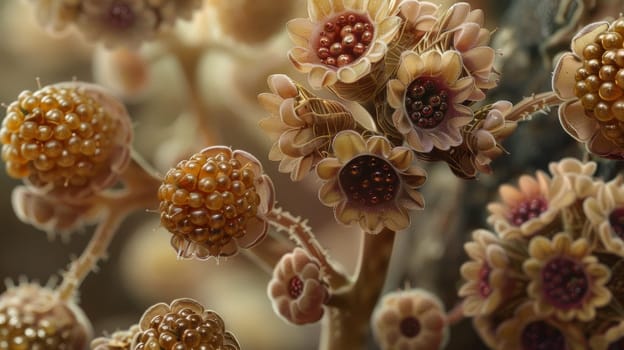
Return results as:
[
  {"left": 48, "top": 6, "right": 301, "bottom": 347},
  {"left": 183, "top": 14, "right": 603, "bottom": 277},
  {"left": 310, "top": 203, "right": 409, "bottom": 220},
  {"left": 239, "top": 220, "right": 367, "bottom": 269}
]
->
[
  {"left": 170, "top": 298, "right": 204, "bottom": 315},
  {"left": 279, "top": 98, "right": 304, "bottom": 126},
  {"left": 257, "top": 92, "right": 282, "bottom": 115},
  {"left": 382, "top": 206, "right": 410, "bottom": 231},
  {"left": 393, "top": 110, "right": 413, "bottom": 134},
  {"left": 259, "top": 116, "right": 287, "bottom": 140},
  {"left": 498, "top": 184, "right": 524, "bottom": 204},
  {"left": 316, "top": 158, "right": 342, "bottom": 179},
  {"left": 452, "top": 76, "right": 475, "bottom": 102},
  {"left": 443, "top": 2, "right": 470, "bottom": 30},
  {"left": 402, "top": 187, "right": 425, "bottom": 209},
  {"left": 387, "top": 147, "right": 414, "bottom": 169},
  {"left": 552, "top": 53, "right": 582, "bottom": 100},
  {"left": 453, "top": 23, "right": 481, "bottom": 52},
  {"left": 559, "top": 101, "right": 597, "bottom": 142},
  {"left": 552, "top": 233, "right": 571, "bottom": 253},
  {"left": 307, "top": 0, "right": 333, "bottom": 21},
  {"left": 440, "top": 50, "right": 463, "bottom": 84},
  {"left": 375, "top": 16, "right": 402, "bottom": 42},
  {"left": 462, "top": 47, "right": 495, "bottom": 76},
  {"left": 406, "top": 129, "right": 432, "bottom": 152},
  {"left": 571, "top": 22, "right": 609, "bottom": 57},
  {"left": 397, "top": 51, "right": 424, "bottom": 84},
  {"left": 139, "top": 303, "right": 170, "bottom": 330},
  {"left": 422, "top": 50, "right": 442, "bottom": 75},
  {"left": 362, "top": 211, "right": 382, "bottom": 233},
  {"left": 367, "top": 136, "right": 392, "bottom": 157},
  {"left": 335, "top": 202, "right": 361, "bottom": 225},
  {"left": 365, "top": 42, "right": 386, "bottom": 63},
  {"left": 308, "top": 65, "right": 338, "bottom": 88},
  {"left": 387, "top": 79, "right": 406, "bottom": 108},
  {"left": 288, "top": 47, "right": 315, "bottom": 72},
  {"left": 337, "top": 58, "right": 371, "bottom": 83},
  {"left": 290, "top": 155, "right": 315, "bottom": 181},
  {"left": 318, "top": 180, "right": 343, "bottom": 205},
  {"left": 268, "top": 74, "right": 298, "bottom": 98},
  {"left": 332, "top": 130, "right": 366, "bottom": 163},
  {"left": 287, "top": 18, "right": 316, "bottom": 47}
]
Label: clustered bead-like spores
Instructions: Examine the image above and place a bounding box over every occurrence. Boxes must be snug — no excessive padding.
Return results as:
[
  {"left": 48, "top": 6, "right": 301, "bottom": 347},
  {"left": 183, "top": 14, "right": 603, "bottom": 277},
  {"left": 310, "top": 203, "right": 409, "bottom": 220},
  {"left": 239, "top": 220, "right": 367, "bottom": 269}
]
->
[
  {"left": 338, "top": 155, "right": 399, "bottom": 207},
  {"left": 399, "top": 317, "right": 421, "bottom": 338},
  {"left": 135, "top": 308, "right": 226, "bottom": 350},
  {"left": 609, "top": 207, "right": 624, "bottom": 240},
  {"left": 108, "top": 2, "right": 135, "bottom": 29},
  {"left": 315, "top": 12, "right": 374, "bottom": 68},
  {"left": 158, "top": 151, "right": 261, "bottom": 250},
  {"left": 574, "top": 18, "right": 624, "bottom": 144},
  {"left": 0, "top": 86, "right": 117, "bottom": 192},
  {"left": 404, "top": 77, "right": 449, "bottom": 129},
  {"left": 0, "top": 310, "right": 74, "bottom": 349},
  {"left": 288, "top": 276, "right": 304, "bottom": 299},
  {"left": 541, "top": 257, "right": 588, "bottom": 309},
  {"left": 508, "top": 197, "right": 548, "bottom": 226},
  {"left": 478, "top": 264, "right": 492, "bottom": 297},
  {"left": 521, "top": 321, "right": 566, "bottom": 350}
]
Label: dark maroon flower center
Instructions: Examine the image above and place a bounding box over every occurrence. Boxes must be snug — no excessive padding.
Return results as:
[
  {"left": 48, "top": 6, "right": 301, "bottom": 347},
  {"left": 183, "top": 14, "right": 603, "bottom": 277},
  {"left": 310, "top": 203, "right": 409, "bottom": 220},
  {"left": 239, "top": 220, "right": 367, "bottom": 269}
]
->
[
  {"left": 338, "top": 155, "right": 399, "bottom": 207},
  {"left": 608, "top": 337, "right": 624, "bottom": 350},
  {"left": 521, "top": 321, "right": 566, "bottom": 350},
  {"left": 399, "top": 316, "right": 421, "bottom": 338},
  {"left": 609, "top": 207, "right": 624, "bottom": 240},
  {"left": 108, "top": 2, "right": 135, "bottom": 29},
  {"left": 288, "top": 276, "right": 304, "bottom": 299},
  {"left": 478, "top": 263, "right": 492, "bottom": 297},
  {"left": 508, "top": 196, "right": 548, "bottom": 226},
  {"left": 315, "top": 12, "right": 374, "bottom": 67},
  {"left": 541, "top": 257, "right": 588, "bottom": 309},
  {"left": 404, "top": 77, "right": 449, "bottom": 129}
]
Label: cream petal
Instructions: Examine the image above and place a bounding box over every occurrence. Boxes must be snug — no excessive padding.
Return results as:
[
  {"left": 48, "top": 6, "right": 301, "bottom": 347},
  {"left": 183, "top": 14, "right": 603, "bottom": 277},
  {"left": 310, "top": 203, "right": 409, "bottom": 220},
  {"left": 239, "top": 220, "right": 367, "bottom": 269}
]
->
[
  {"left": 387, "top": 147, "right": 414, "bottom": 169},
  {"left": 259, "top": 116, "right": 288, "bottom": 140},
  {"left": 451, "top": 80, "right": 475, "bottom": 104},
  {"left": 397, "top": 51, "right": 424, "bottom": 84},
  {"left": 376, "top": 16, "right": 402, "bottom": 42},
  {"left": 268, "top": 74, "right": 298, "bottom": 98},
  {"left": 362, "top": 211, "right": 382, "bottom": 233},
  {"left": 443, "top": 2, "right": 470, "bottom": 30},
  {"left": 308, "top": 65, "right": 338, "bottom": 88},
  {"left": 257, "top": 93, "right": 282, "bottom": 115},
  {"left": 383, "top": 206, "right": 411, "bottom": 231},
  {"left": 552, "top": 53, "right": 582, "bottom": 100},
  {"left": 256, "top": 174, "right": 275, "bottom": 214},
  {"left": 171, "top": 299, "right": 204, "bottom": 315},
  {"left": 387, "top": 79, "right": 406, "bottom": 108},
  {"left": 288, "top": 47, "right": 314, "bottom": 72},
  {"left": 335, "top": 202, "right": 361, "bottom": 225},
  {"left": 571, "top": 22, "right": 609, "bottom": 57},
  {"left": 453, "top": 22, "right": 481, "bottom": 51},
  {"left": 332, "top": 130, "right": 366, "bottom": 163},
  {"left": 393, "top": 110, "right": 413, "bottom": 134},
  {"left": 337, "top": 58, "right": 371, "bottom": 83},
  {"left": 365, "top": 42, "right": 387, "bottom": 62},
  {"left": 279, "top": 98, "right": 304, "bottom": 126},
  {"left": 559, "top": 101, "right": 597, "bottom": 142},
  {"left": 367, "top": 136, "right": 392, "bottom": 157},
  {"left": 499, "top": 184, "right": 524, "bottom": 204},
  {"left": 422, "top": 50, "right": 442, "bottom": 75},
  {"left": 402, "top": 187, "right": 425, "bottom": 209},
  {"left": 440, "top": 50, "right": 463, "bottom": 84},
  {"left": 291, "top": 155, "right": 315, "bottom": 181},
  {"left": 286, "top": 18, "right": 316, "bottom": 47},
  {"left": 316, "top": 158, "right": 342, "bottom": 179},
  {"left": 462, "top": 47, "right": 495, "bottom": 76},
  {"left": 400, "top": 1, "right": 439, "bottom": 24},
  {"left": 307, "top": 0, "right": 333, "bottom": 21},
  {"left": 406, "top": 129, "right": 432, "bottom": 152},
  {"left": 318, "top": 180, "right": 343, "bottom": 206},
  {"left": 139, "top": 303, "right": 170, "bottom": 329},
  {"left": 367, "top": 0, "right": 385, "bottom": 21}
]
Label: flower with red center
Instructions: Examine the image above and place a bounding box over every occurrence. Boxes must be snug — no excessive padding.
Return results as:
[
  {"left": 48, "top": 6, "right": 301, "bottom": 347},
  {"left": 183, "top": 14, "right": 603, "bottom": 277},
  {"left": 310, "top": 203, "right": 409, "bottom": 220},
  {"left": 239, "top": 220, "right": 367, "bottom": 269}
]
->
[
  {"left": 158, "top": 146, "right": 275, "bottom": 259},
  {"left": 258, "top": 74, "right": 360, "bottom": 181},
  {"left": 458, "top": 229, "right": 513, "bottom": 316},
  {"left": 372, "top": 288, "right": 448, "bottom": 350},
  {"left": 387, "top": 50, "right": 476, "bottom": 153},
  {"left": 132, "top": 298, "right": 240, "bottom": 350},
  {"left": 584, "top": 178, "right": 624, "bottom": 256},
  {"left": 495, "top": 302, "right": 586, "bottom": 350},
  {"left": 0, "top": 82, "right": 133, "bottom": 203},
  {"left": 552, "top": 17, "right": 624, "bottom": 159},
  {"left": 316, "top": 130, "right": 426, "bottom": 234},
  {"left": 267, "top": 248, "right": 328, "bottom": 325},
  {"left": 286, "top": 0, "right": 402, "bottom": 90},
  {"left": 589, "top": 320, "right": 624, "bottom": 350},
  {"left": 523, "top": 233, "right": 611, "bottom": 321},
  {"left": 487, "top": 171, "right": 574, "bottom": 239}
]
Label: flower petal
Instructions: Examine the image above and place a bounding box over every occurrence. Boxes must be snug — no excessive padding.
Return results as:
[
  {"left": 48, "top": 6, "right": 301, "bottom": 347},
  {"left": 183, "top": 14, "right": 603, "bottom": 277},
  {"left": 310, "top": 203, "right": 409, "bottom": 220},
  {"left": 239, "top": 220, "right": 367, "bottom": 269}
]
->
[
  {"left": 397, "top": 51, "right": 424, "bottom": 84},
  {"left": 559, "top": 101, "right": 597, "bottom": 142},
  {"left": 552, "top": 53, "right": 582, "bottom": 100},
  {"left": 571, "top": 21, "right": 609, "bottom": 57},
  {"left": 286, "top": 18, "right": 316, "bottom": 48},
  {"left": 332, "top": 130, "right": 366, "bottom": 163}
]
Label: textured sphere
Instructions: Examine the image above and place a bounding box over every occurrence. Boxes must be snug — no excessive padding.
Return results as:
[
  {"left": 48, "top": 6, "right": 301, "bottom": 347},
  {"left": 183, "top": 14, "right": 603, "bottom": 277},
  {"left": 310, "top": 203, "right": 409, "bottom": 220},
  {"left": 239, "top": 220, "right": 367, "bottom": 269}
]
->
[{"left": 0, "top": 82, "right": 132, "bottom": 202}]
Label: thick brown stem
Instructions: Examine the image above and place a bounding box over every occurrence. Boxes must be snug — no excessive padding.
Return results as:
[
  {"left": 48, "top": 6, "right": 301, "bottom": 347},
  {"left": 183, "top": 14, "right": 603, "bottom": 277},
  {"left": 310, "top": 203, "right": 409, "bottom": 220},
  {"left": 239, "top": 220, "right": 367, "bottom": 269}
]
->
[{"left": 319, "top": 229, "right": 396, "bottom": 350}]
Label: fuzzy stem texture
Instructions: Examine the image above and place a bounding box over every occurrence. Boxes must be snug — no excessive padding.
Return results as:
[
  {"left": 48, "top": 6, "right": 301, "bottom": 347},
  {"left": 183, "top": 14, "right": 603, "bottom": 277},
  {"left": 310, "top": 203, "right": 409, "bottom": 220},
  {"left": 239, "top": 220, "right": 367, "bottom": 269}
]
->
[{"left": 320, "top": 229, "right": 396, "bottom": 350}]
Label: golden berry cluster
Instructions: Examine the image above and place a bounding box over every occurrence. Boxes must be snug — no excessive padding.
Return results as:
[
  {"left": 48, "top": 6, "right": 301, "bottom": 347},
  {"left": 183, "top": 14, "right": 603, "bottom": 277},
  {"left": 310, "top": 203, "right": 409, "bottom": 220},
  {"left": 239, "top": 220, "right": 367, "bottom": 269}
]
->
[
  {"left": 158, "top": 149, "right": 262, "bottom": 254},
  {"left": 0, "top": 83, "right": 128, "bottom": 199},
  {"left": 574, "top": 18, "right": 624, "bottom": 144},
  {"left": 133, "top": 306, "right": 236, "bottom": 350}
]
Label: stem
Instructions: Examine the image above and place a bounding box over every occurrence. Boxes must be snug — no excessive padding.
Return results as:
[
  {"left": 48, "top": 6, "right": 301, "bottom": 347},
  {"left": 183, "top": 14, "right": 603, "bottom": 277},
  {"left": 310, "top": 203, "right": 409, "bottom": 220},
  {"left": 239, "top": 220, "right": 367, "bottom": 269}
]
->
[
  {"left": 446, "top": 301, "right": 465, "bottom": 326},
  {"left": 506, "top": 91, "right": 565, "bottom": 122},
  {"left": 319, "top": 229, "right": 396, "bottom": 350},
  {"left": 265, "top": 207, "right": 351, "bottom": 290}
]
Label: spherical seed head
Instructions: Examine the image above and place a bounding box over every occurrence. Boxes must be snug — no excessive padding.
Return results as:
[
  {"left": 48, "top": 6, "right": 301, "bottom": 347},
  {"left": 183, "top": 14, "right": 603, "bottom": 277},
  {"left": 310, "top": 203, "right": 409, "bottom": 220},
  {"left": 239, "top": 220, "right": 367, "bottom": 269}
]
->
[
  {"left": 132, "top": 298, "right": 240, "bottom": 350},
  {"left": 0, "top": 81, "right": 133, "bottom": 203},
  {"left": 158, "top": 146, "right": 275, "bottom": 259},
  {"left": 0, "top": 282, "right": 92, "bottom": 350}
]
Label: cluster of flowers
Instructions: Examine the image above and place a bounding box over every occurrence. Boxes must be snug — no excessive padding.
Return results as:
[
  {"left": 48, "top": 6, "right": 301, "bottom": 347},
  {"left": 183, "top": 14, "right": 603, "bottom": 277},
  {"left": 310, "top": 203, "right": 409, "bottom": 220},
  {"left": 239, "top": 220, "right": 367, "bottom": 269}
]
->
[
  {"left": 30, "top": 0, "right": 202, "bottom": 47},
  {"left": 258, "top": 0, "right": 520, "bottom": 235},
  {"left": 459, "top": 157, "right": 624, "bottom": 349}
]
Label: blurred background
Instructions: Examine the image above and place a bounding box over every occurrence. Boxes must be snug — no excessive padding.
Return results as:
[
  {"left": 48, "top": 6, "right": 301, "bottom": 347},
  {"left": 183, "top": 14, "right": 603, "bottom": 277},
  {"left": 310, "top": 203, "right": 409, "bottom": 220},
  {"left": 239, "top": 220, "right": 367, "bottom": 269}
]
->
[{"left": 0, "top": 0, "right": 617, "bottom": 349}]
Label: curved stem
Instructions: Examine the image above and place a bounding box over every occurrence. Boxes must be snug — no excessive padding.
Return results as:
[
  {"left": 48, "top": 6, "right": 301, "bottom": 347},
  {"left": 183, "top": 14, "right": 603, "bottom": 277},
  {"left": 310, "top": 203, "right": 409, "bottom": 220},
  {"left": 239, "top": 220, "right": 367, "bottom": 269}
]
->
[
  {"left": 446, "top": 301, "right": 465, "bottom": 326},
  {"left": 506, "top": 91, "right": 565, "bottom": 122},
  {"left": 320, "top": 229, "right": 396, "bottom": 350},
  {"left": 265, "top": 207, "right": 351, "bottom": 290}
]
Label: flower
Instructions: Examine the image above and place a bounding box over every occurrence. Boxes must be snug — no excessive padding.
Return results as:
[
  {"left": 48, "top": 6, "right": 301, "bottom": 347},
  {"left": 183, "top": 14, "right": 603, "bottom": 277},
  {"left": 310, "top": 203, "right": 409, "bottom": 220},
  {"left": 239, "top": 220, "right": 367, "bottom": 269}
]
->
[
  {"left": 372, "top": 288, "right": 448, "bottom": 350},
  {"left": 589, "top": 320, "right": 624, "bottom": 350},
  {"left": 495, "top": 302, "right": 586, "bottom": 350},
  {"left": 0, "top": 82, "right": 133, "bottom": 203},
  {"left": 158, "top": 146, "right": 275, "bottom": 259},
  {"left": 258, "top": 74, "right": 360, "bottom": 181},
  {"left": 91, "top": 324, "right": 139, "bottom": 350},
  {"left": 548, "top": 157, "right": 601, "bottom": 199},
  {"left": 552, "top": 17, "right": 624, "bottom": 159},
  {"left": 584, "top": 178, "right": 624, "bottom": 256},
  {"left": 286, "top": 0, "right": 402, "bottom": 89},
  {"left": 316, "top": 130, "right": 426, "bottom": 233},
  {"left": 132, "top": 298, "right": 240, "bottom": 350},
  {"left": 523, "top": 233, "right": 611, "bottom": 321},
  {"left": 0, "top": 281, "right": 92, "bottom": 350},
  {"left": 486, "top": 171, "right": 574, "bottom": 239},
  {"left": 388, "top": 50, "right": 475, "bottom": 153},
  {"left": 458, "top": 229, "right": 513, "bottom": 316},
  {"left": 267, "top": 248, "right": 328, "bottom": 325}
]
